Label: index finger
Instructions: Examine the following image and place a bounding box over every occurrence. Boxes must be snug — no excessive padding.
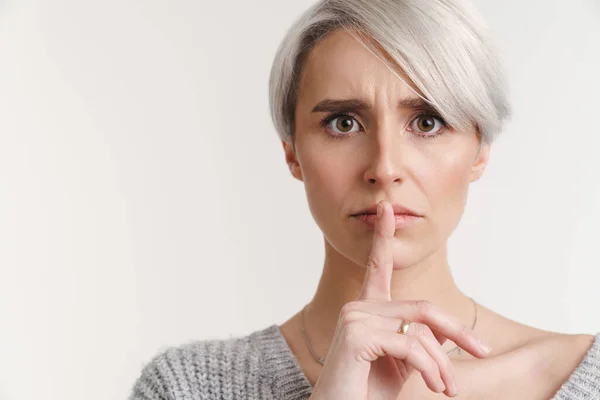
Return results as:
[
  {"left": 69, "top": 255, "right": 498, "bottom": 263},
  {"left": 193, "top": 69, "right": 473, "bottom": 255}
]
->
[{"left": 357, "top": 200, "right": 396, "bottom": 302}]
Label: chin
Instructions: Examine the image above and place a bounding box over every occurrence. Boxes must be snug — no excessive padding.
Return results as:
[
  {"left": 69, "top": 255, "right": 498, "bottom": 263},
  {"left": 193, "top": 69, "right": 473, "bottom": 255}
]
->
[
  {"left": 369, "top": 237, "right": 439, "bottom": 270},
  {"left": 342, "top": 239, "right": 427, "bottom": 270}
]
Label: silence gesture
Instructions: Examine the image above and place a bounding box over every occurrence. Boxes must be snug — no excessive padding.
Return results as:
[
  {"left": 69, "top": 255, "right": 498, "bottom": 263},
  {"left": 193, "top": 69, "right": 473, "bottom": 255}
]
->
[{"left": 310, "top": 201, "right": 493, "bottom": 399}]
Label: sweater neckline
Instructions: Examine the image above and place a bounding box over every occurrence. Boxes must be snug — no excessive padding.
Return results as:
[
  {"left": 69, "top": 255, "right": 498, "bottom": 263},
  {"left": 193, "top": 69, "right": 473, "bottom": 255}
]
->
[
  {"left": 255, "top": 324, "right": 600, "bottom": 399},
  {"left": 251, "top": 324, "right": 313, "bottom": 399}
]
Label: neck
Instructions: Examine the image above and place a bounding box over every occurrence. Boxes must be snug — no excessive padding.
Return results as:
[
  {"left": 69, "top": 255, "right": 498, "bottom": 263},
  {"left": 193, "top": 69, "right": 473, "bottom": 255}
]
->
[{"left": 303, "top": 238, "right": 474, "bottom": 358}]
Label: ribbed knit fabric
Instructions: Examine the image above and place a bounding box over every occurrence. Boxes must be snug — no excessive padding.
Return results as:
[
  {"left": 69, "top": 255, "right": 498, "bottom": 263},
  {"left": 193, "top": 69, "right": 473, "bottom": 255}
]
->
[
  {"left": 129, "top": 325, "right": 600, "bottom": 400},
  {"left": 551, "top": 332, "right": 600, "bottom": 400}
]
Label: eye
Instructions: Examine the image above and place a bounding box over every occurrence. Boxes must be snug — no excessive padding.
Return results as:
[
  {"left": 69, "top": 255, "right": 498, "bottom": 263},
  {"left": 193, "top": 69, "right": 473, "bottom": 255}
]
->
[
  {"left": 409, "top": 113, "right": 447, "bottom": 137},
  {"left": 320, "top": 113, "right": 363, "bottom": 137}
]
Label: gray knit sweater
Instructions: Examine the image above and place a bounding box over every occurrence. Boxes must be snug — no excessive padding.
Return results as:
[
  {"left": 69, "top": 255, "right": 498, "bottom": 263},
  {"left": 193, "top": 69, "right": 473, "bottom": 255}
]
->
[{"left": 129, "top": 325, "right": 600, "bottom": 400}]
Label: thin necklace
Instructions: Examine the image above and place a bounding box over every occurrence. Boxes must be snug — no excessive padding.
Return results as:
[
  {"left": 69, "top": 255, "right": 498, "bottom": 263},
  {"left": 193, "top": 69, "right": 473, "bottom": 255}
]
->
[{"left": 301, "top": 297, "right": 478, "bottom": 366}]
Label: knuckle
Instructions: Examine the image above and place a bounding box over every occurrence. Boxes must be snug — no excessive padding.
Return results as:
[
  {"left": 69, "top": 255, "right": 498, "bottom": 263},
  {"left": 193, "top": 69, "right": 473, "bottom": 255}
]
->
[
  {"left": 438, "top": 354, "right": 452, "bottom": 371},
  {"left": 423, "top": 324, "right": 435, "bottom": 338},
  {"left": 340, "top": 310, "right": 361, "bottom": 325},
  {"left": 413, "top": 323, "right": 429, "bottom": 337},
  {"left": 429, "top": 358, "right": 441, "bottom": 376},
  {"left": 341, "top": 321, "right": 367, "bottom": 346},
  {"left": 339, "top": 303, "right": 363, "bottom": 325},
  {"left": 414, "top": 299, "right": 433, "bottom": 315},
  {"left": 403, "top": 335, "right": 419, "bottom": 351},
  {"left": 340, "top": 301, "right": 360, "bottom": 317},
  {"left": 458, "top": 323, "right": 472, "bottom": 339},
  {"left": 365, "top": 255, "right": 379, "bottom": 270}
]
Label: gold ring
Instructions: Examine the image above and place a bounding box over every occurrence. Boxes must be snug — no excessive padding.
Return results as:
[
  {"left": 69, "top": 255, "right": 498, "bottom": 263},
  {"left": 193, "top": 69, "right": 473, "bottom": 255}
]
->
[{"left": 397, "top": 319, "right": 411, "bottom": 335}]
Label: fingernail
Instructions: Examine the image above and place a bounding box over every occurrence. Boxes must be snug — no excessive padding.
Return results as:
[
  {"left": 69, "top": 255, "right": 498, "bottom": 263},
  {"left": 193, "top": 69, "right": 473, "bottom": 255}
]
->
[
  {"left": 478, "top": 339, "right": 492, "bottom": 353},
  {"left": 438, "top": 380, "right": 446, "bottom": 393},
  {"left": 377, "top": 203, "right": 383, "bottom": 218},
  {"left": 451, "top": 377, "right": 459, "bottom": 393}
]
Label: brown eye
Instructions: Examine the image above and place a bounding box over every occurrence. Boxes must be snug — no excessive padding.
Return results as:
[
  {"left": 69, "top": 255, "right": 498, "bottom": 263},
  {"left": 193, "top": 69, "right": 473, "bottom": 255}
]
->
[
  {"left": 319, "top": 113, "right": 363, "bottom": 137},
  {"left": 327, "top": 115, "right": 360, "bottom": 135},
  {"left": 417, "top": 116, "right": 435, "bottom": 132},
  {"left": 410, "top": 114, "right": 445, "bottom": 136},
  {"left": 335, "top": 117, "right": 355, "bottom": 132}
]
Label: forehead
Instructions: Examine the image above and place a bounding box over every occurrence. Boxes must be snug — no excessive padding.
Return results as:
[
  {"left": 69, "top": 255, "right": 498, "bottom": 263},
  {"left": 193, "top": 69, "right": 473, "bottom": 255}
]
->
[{"left": 297, "top": 29, "right": 422, "bottom": 105}]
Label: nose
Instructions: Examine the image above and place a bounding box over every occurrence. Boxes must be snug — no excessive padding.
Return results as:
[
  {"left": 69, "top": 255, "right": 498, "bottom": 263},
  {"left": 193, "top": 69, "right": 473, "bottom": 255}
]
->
[{"left": 363, "top": 131, "right": 404, "bottom": 187}]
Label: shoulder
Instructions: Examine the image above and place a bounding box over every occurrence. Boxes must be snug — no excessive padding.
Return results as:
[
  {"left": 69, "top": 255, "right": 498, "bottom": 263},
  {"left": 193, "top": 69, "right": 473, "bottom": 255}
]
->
[
  {"left": 473, "top": 329, "right": 600, "bottom": 399},
  {"left": 128, "top": 325, "right": 279, "bottom": 400},
  {"left": 534, "top": 332, "right": 600, "bottom": 398},
  {"left": 466, "top": 306, "right": 600, "bottom": 397}
]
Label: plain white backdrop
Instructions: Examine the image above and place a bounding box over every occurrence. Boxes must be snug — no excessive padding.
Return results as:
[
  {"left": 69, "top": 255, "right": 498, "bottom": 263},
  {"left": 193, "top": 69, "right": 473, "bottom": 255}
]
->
[{"left": 0, "top": 0, "right": 599, "bottom": 399}]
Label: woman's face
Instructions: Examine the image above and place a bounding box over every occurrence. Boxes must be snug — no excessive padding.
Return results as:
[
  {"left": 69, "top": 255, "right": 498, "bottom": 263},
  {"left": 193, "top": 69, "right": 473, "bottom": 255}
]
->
[{"left": 283, "top": 29, "right": 490, "bottom": 269}]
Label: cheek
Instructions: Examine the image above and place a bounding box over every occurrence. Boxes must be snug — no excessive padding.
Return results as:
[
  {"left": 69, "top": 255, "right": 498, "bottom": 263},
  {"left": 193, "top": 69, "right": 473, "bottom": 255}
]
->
[
  {"left": 301, "top": 150, "right": 351, "bottom": 219},
  {"left": 297, "top": 143, "right": 354, "bottom": 228},
  {"left": 422, "top": 152, "right": 473, "bottom": 226}
]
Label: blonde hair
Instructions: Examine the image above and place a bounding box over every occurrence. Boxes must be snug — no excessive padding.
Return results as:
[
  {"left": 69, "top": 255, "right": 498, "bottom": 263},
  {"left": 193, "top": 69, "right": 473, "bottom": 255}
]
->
[{"left": 268, "top": 0, "right": 511, "bottom": 145}]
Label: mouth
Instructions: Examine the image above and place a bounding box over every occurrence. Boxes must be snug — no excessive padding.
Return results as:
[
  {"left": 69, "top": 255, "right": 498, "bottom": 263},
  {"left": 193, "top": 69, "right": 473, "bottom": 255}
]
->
[
  {"left": 351, "top": 212, "right": 422, "bottom": 229},
  {"left": 350, "top": 203, "right": 422, "bottom": 218},
  {"left": 350, "top": 203, "right": 423, "bottom": 229}
]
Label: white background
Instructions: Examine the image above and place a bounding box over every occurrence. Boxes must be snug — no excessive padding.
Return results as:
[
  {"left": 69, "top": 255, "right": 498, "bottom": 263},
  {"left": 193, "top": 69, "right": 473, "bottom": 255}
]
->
[{"left": 1, "top": 0, "right": 599, "bottom": 399}]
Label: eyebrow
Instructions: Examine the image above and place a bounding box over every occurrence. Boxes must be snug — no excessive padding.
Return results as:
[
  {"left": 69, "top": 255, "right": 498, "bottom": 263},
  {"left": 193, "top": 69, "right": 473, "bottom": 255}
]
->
[{"left": 311, "top": 97, "right": 439, "bottom": 113}]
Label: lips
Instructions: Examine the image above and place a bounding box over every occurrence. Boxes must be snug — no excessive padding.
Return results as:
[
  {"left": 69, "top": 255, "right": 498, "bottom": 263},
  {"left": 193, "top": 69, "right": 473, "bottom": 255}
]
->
[
  {"left": 351, "top": 203, "right": 422, "bottom": 218},
  {"left": 352, "top": 212, "right": 421, "bottom": 229},
  {"left": 349, "top": 202, "right": 423, "bottom": 230}
]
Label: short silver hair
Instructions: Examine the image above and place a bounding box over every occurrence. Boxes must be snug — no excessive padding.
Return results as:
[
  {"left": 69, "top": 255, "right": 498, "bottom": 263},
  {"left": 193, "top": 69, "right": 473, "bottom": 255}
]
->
[{"left": 268, "top": 0, "right": 511, "bottom": 145}]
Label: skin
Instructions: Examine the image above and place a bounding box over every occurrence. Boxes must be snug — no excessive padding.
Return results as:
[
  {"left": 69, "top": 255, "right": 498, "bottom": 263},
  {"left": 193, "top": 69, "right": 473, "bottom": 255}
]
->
[{"left": 277, "top": 29, "right": 595, "bottom": 398}]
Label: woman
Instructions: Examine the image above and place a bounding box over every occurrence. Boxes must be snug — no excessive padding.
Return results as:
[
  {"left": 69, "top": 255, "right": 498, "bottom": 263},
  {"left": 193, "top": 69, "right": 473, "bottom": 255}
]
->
[{"left": 129, "top": 0, "right": 600, "bottom": 398}]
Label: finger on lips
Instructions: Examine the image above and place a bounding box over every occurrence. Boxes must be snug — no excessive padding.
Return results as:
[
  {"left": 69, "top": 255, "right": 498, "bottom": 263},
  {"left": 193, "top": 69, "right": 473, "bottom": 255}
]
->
[
  {"left": 348, "top": 200, "right": 491, "bottom": 398},
  {"left": 358, "top": 200, "right": 395, "bottom": 302}
]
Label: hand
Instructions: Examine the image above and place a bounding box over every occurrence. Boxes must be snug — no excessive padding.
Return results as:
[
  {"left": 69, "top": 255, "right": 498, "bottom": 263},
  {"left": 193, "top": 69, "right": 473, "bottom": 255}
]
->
[{"left": 310, "top": 200, "right": 493, "bottom": 399}]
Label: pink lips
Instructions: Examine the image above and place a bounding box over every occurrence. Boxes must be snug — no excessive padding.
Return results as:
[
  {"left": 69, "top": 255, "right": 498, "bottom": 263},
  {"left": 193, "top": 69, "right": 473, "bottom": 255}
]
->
[{"left": 353, "top": 213, "right": 421, "bottom": 229}]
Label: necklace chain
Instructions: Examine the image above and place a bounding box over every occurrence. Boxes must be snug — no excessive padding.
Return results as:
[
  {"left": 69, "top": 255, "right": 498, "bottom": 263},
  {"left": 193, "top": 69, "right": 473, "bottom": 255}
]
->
[{"left": 301, "top": 297, "right": 478, "bottom": 366}]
